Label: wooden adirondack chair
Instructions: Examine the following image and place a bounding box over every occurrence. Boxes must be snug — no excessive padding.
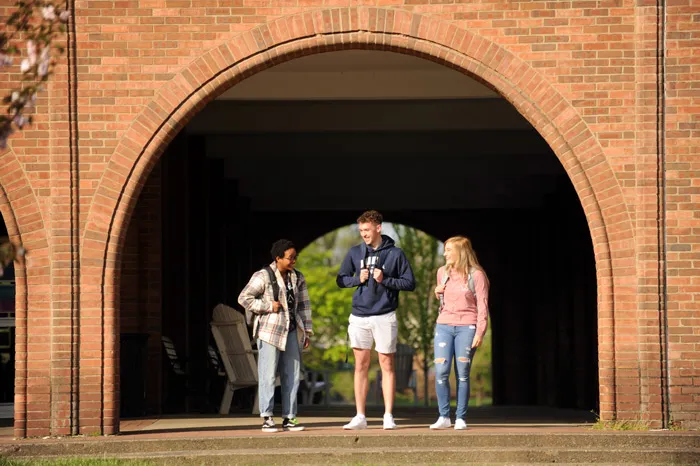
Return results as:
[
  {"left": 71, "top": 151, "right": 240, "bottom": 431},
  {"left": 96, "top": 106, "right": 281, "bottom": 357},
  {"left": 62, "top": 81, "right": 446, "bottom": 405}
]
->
[
  {"left": 161, "top": 335, "right": 199, "bottom": 413},
  {"left": 210, "top": 303, "right": 279, "bottom": 415}
]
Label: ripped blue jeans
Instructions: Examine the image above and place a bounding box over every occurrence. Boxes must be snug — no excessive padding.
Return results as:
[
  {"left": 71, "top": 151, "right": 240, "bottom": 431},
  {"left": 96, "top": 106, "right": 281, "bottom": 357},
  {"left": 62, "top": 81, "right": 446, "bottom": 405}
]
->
[{"left": 434, "top": 323, "right": 477, "bottom": 420}]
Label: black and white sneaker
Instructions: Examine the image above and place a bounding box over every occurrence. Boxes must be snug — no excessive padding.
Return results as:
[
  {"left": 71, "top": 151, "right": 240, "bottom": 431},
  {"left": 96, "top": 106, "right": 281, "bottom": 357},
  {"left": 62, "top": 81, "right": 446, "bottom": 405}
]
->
[
  {"left": 282, "top": 417, "right": 305, "bottom": 431},
  {"left": 262, "top": 417, "right": 279, "bottom": 433}
]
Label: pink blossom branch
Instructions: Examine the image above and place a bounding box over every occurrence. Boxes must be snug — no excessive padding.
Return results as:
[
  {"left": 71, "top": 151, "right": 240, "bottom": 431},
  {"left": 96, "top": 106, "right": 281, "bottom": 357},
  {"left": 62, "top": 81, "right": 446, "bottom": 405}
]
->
[{"left": 0, "top": 1, "right": 70, "bottom": 148}]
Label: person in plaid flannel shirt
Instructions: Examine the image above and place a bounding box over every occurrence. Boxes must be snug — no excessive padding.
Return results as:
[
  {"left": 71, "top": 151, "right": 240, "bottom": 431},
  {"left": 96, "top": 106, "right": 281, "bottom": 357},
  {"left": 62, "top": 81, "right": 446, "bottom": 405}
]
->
[{"left": 238, "top": 239, "right": 313, "bottom": 432}]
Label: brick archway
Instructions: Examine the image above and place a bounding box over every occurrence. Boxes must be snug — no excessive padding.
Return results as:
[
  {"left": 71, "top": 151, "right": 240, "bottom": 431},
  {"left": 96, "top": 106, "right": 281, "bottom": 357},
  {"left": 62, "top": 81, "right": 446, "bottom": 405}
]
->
[
  {"left": 81, "top": 7, "right": 635, "bottom": 433},
  {"left": 0, "top": 147, "right": 49, "bottom": 438}
]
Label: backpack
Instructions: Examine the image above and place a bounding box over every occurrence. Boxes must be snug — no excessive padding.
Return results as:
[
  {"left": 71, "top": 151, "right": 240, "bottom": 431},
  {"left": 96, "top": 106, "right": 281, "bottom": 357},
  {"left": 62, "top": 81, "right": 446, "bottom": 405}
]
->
[{"left": 245, "top": 265, "right": 279, "bottom": 327}]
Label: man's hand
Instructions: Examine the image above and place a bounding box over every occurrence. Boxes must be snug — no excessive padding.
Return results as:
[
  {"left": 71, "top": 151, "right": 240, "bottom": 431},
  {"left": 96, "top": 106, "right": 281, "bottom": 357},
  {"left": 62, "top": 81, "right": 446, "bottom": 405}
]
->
[
  {"left": 359, "top": 268, "right": 369, "bottom": 283},
  {"left": 434, "top": 283, "right": 446, "bottom": 299},
  {"left": 471, "top": 334, "right": 482, "bottom": 349},
  {"left": 271, "top": 301, "right": 281, "bottom": 313},
  {"left": 373, "top": 267, "right": 384, "bottom": 284},
  {"left": 303, "top": 336, "right": 310, "bottom": 349}
]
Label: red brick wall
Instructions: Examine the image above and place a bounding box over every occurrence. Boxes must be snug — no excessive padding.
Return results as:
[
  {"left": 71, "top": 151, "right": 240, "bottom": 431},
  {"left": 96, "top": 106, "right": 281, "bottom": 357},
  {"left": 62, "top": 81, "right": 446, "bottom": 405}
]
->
[
  {"left": 0, "top": 0, "right": 694, "bottom": 436},
  {"left": 665, "top": 0, "right": 700, "bottom": 429}
]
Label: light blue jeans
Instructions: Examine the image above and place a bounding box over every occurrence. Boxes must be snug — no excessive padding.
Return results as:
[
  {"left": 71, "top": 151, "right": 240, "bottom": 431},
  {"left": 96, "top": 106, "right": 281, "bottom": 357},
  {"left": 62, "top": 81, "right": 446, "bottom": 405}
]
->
[
  {"left": 257, "top": 329, "right": 301, "bottom": 418},
  {"left": 434, "top": 323, "right": 477, "bottom": 421}
]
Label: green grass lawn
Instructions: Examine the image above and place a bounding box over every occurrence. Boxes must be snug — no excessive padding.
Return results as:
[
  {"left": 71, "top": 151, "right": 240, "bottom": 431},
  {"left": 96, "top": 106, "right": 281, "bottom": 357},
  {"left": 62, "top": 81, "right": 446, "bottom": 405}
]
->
[{"left": 0, "top": 460, "right": 156, "bottom": 466}]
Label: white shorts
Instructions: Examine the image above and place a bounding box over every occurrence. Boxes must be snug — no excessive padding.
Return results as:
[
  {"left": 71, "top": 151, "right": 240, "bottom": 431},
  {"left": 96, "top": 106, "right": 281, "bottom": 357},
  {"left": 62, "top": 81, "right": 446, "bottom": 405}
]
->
[{"left": 348, "top": 311, "right": 398, "bottom": 354}]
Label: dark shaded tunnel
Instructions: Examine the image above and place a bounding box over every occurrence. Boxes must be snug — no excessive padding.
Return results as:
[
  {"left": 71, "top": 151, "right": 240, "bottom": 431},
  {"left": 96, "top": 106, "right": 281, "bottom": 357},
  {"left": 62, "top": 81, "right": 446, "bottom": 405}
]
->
[{"left": 118, "top": 51, "right": 598, "bottom": 417}]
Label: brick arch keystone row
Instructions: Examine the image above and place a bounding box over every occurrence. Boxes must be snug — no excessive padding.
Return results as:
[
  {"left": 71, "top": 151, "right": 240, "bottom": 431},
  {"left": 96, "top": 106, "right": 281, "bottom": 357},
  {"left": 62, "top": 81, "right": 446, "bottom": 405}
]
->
[{"left": 79, "top": 7, "right": 636, "bottom": 430}]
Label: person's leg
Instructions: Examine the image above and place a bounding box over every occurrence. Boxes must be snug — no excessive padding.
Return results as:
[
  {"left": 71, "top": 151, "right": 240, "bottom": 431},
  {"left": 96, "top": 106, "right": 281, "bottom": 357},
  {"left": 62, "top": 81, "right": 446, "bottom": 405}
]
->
[
  {"left": 353, "top": 348, "right": 371, "bottom": 415},
  {"left": 257, "top": 339, "right": 280, "bottom": 419},
  {"left": 279, "top": 329, "right": 301, "bottom": 419},
  {"left": 373, "top": 311, "right": 398, "bottom": 416},
  {"left": 454, "top": 325, "right": 477, "bottom": 423},
  {"left": 343, "top": 346, "right": 371, "bottom": 430},
  {"left": 377, "top": 352, "right": 395, "bottom": 415},
  {"left": 347, "top": 314, "right": 373, "bottom": 416},
  {"left": 433, "top": 324, "right": 455, "bottom": 419},
  {"left": 373, "top": 311, "right": 398, "bottom": 429}
]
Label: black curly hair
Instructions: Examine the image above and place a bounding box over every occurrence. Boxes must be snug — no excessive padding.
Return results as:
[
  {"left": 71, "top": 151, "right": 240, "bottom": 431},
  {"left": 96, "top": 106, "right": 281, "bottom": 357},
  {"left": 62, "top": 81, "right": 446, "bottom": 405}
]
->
[{"left": 270, "top": 239, "right": 296, "bottom": 261}]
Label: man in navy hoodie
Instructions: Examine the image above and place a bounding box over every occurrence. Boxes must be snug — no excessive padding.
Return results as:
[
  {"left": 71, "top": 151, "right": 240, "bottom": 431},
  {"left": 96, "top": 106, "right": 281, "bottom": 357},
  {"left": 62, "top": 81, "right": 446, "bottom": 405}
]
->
[{"left": 337, "top": 210, "right": 416, "bottom": 430}]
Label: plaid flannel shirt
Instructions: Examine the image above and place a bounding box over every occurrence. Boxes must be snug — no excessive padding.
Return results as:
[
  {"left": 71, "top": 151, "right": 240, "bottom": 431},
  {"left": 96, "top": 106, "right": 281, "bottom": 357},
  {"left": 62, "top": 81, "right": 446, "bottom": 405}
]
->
[{"left": 237, "top": 262, "right": 313, "bottom": 351}]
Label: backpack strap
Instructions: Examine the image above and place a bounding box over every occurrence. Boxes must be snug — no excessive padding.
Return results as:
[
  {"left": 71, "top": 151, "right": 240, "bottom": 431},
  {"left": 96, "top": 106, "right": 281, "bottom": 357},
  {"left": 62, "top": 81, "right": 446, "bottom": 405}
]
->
[
  {"left": 438, "top": 268, "right": 449, "bottom": 312},
  {"left": 467, "top": 267, "right": 476, "bottom": 295},
  {"left": 264, "top": 265, "right": 280, "bottom": 302}
]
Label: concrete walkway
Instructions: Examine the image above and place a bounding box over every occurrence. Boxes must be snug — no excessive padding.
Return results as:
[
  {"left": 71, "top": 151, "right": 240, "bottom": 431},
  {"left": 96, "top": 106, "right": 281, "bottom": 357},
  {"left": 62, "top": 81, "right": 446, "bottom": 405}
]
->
[{"left": 1, "top": 405, "right": 602, "bottom": 441}]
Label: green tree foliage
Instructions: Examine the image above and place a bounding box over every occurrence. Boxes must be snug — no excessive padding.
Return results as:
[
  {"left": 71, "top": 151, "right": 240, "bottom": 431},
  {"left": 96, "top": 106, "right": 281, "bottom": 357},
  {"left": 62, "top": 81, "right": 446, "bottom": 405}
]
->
[
  {"left": 393, "top": 224, "right": 441, "bottom": 405},
  {"left": 297, "top": 228, "right": 354, "bottom": 368}
]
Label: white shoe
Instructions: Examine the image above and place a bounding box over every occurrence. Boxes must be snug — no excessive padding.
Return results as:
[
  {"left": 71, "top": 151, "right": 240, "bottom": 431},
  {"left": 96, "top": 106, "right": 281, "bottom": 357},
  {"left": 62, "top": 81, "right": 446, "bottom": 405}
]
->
[
  {"left": 343, "top": 415, "right": 367, "bottom": 430},
  {"left": 430, "top": 416, "right": 452, "bottom": 430},
  {"left": 454, "top": 418, "right": 467, "bottom": 430},
  {"left": 383, "top": 413, "right": 397, "bottom": 430}
]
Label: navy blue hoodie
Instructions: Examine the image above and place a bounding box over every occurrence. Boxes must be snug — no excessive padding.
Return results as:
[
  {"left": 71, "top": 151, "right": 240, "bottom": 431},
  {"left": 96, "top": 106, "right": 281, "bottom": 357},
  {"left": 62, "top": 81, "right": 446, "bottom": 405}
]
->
[{"left": 336, "top": 235, "right": 416, "bottom": 317}]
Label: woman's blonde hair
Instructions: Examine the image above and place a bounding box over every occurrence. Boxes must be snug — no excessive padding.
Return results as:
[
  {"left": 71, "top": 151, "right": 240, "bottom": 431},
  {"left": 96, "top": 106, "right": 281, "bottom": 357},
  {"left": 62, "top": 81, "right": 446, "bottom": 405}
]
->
[{"left": 444, "top": 236, "right": 485, "bottom": 278}]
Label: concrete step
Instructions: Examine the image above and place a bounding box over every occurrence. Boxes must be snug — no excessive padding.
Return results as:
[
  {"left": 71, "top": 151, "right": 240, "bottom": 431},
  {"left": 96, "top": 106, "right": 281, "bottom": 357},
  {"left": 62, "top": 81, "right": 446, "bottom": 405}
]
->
[
  {"left": 4, "top": 445, "right": 700, "bottom": 465},
  {"left": 2, "top": 432, "right": 699, "bottom": 464},
  {"left": 3, "top": 432, "right": 699, "bottom": 454}
]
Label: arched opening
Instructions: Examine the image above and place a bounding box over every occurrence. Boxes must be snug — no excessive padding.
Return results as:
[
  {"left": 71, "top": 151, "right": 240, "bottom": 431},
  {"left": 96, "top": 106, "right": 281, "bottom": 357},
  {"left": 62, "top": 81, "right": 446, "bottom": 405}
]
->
[
  {"left": 298, "top": 223, "right": 492, "bottom": 409},
  {"left": 118, "top": 49, "right": 598, "bottom": 420},
  {"left": 0, "top": 216, "right": 15, "bottom": 424}
]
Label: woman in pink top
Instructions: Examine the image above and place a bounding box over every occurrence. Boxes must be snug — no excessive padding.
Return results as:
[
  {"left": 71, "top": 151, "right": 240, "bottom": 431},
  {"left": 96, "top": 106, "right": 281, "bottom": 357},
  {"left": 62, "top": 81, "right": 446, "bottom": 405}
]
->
[{"left": 429, "top": 236, "right": 489, "bottom": 430}]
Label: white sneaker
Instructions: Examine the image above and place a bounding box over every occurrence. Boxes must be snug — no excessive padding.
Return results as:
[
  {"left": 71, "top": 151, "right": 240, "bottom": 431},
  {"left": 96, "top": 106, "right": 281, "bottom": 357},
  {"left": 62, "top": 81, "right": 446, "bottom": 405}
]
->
[
  {"left": 430, "top": 416, "right": 452, "bottom": 430},
  {"left": 261, "top": 417, "right": 279, "bottom": 433},
  {"left": 383, "top": 413, "right": 397, "bottom": 430},
  {"left": 454, "top": 418, "right": 467, "bottom": 430},
  {"left": 343, "top": 415, "right": 367, "bottom": 430}
]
